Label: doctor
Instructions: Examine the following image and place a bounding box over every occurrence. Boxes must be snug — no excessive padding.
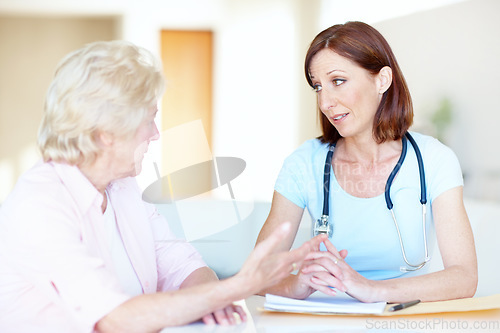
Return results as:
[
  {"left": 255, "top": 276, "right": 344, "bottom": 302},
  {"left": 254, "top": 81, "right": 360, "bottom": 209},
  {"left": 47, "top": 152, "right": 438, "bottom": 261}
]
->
[
  {"left": 255, "top": 21, "right": 477, "bottom": 303},
  {"left": 0, "top": 40, "right": 326, "bottom": 332}
]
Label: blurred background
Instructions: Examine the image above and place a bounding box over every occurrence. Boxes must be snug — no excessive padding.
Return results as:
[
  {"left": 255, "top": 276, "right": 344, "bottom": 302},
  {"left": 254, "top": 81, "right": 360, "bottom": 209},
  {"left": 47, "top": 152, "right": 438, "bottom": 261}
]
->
[{"left": 1, "top": 0, "right": 499, "bottom": 204}]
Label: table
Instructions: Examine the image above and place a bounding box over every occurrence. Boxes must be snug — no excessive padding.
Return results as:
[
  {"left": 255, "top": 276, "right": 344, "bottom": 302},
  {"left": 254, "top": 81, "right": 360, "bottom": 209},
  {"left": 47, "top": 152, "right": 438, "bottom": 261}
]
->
[{"left": 160, "top": 295, "right": 500, "bottom": 332}]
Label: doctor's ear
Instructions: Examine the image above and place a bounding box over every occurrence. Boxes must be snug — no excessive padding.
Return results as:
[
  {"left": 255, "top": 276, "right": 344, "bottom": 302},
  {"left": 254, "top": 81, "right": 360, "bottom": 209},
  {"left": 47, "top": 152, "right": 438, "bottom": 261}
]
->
[{"left": 377, "top": 66, "right": 393, "bottom": 95}]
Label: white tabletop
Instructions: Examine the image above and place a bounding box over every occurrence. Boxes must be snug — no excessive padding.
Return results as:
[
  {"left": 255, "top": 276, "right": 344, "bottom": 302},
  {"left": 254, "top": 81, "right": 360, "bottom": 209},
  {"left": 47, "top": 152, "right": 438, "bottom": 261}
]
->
[{"left": 160, "top": 295, "right": 500, "bottom": 333}]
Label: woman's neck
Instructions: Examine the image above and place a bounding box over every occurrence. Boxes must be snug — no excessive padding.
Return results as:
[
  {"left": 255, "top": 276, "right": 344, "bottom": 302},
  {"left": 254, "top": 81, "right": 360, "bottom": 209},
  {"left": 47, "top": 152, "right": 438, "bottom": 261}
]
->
[
  {"left": 78, "top": 156, "right": 115, "bottom": 196},
  {"left": 336, "top": 135, "right": 401, "bottom": 165}
]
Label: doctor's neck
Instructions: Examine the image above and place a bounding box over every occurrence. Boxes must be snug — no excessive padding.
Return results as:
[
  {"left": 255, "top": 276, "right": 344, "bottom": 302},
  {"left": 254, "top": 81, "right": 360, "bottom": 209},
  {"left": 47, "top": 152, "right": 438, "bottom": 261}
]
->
[{"left": 336, "top": 136, "right": 401, "bottom": 164}]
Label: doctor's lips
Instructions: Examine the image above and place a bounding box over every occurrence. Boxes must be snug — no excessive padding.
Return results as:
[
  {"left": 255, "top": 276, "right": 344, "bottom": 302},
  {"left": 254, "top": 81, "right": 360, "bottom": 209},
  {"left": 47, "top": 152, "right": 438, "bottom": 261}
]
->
[{"left": 332, "top": 113, "right": 349, "bottom": 121}]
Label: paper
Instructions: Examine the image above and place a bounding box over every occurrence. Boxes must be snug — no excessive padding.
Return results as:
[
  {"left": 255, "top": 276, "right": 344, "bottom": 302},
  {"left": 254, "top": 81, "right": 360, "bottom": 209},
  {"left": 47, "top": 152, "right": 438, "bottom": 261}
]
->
[
  {"left": 264, "top": 291, "right": 387, "bottom": 315},
  {"left": 264, "top": 292, "right": 500, "bottom": 317}
]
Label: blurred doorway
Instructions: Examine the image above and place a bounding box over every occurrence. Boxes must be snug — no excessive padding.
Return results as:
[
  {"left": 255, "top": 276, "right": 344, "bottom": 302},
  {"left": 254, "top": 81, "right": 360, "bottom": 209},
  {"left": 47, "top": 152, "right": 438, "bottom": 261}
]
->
[
  {"left": 159, "top": 30, "right": 214, "bottom": 198},
  {"left": 160, "top": 30, "right": 213, "bottom": 148}
]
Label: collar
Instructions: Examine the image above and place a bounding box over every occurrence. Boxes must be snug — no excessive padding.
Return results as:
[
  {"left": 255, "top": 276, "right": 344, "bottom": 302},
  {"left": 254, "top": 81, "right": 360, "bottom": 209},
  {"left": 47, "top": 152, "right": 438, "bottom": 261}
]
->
[{"left": 51, "top": 161, "right": 104, "bottom": 216}]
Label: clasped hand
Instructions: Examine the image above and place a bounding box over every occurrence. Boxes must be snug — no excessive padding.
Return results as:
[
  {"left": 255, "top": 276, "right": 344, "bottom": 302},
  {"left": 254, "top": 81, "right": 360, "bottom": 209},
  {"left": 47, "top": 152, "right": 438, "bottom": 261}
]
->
[{"left": 296, "top": 238, "right": 377, "bottom": 303}]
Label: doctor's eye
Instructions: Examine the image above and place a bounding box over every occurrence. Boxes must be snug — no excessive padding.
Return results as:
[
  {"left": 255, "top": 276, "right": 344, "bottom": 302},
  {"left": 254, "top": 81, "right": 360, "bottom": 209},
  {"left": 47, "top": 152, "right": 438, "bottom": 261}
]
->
[
  {"left": 313, "top": 84, "right": 322, "bottom": 92},
  {"left": 333, "top": 79, "right": 345, "bottom": 86}
]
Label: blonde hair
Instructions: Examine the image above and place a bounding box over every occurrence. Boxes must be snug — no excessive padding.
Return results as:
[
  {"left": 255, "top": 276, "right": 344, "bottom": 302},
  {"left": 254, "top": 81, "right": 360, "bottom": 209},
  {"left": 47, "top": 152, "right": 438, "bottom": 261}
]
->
[{"left": 38, "top": 40, "right": 165, "bottom": 165}]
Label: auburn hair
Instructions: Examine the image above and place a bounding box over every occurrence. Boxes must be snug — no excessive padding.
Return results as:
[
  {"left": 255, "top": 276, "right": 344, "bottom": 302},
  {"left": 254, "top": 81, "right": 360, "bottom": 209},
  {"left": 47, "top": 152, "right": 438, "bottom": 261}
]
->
[{"left": 304, "top": 21, "right": 413, "bottom": 144}]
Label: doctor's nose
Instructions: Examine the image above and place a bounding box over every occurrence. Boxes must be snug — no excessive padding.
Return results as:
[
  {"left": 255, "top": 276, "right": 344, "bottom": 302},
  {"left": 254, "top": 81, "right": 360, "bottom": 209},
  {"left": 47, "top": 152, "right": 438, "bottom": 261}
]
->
[{"left": 318, "top": 89, "right": 338, "bottom": 113}]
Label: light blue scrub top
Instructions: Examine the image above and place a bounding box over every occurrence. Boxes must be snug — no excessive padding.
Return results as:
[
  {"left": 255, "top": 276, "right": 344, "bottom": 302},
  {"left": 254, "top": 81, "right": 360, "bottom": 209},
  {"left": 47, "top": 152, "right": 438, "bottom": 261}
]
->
[{"left": 274, "top": 132, "right": 463, "bottom": 280}]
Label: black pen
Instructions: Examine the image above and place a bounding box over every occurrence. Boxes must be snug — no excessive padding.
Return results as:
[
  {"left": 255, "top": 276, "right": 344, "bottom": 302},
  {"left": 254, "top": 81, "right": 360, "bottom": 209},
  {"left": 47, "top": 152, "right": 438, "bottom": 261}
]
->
[{"left": 389, "top": 299, "right": 421, "bottom": 312}]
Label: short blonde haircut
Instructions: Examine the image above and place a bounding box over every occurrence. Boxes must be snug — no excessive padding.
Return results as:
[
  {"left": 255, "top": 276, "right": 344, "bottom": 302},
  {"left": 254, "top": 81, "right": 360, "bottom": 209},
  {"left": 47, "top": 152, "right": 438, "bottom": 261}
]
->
[{"left": 38, "top": 40, "right": 165, "bottom": 165}]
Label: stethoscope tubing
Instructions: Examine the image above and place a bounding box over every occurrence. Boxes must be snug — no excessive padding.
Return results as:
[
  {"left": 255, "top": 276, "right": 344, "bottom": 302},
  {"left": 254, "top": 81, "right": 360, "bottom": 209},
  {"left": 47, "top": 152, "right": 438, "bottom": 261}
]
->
[{"left": 316, "top": 132, "right": 429, "bottom": 272}]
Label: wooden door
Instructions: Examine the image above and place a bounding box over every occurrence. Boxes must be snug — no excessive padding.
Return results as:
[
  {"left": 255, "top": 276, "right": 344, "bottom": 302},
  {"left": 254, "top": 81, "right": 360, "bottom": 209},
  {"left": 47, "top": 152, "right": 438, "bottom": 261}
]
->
[
  {"left": 159, "top": 30, "right": 214, "bottom": 199},
  {"left": 160, "top": 30, "right": 213, "bottom": 147}
]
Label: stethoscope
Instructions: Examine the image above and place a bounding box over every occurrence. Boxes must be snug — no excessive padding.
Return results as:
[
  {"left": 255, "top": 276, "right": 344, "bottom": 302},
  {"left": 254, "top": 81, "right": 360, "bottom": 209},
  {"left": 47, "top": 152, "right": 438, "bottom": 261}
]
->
[{"left": 313, "top": 132, "right": 430, "bottom": 272}]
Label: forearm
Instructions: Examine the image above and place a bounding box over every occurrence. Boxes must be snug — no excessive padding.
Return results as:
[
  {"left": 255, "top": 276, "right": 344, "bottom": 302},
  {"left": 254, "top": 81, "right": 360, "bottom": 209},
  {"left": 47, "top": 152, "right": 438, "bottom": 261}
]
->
[
  {"left": 96, "top": 276, "right": 251, "bottom": 333},
  {"left": 95, "top": 222, "right": 318, "bottom": 332},
  {"left": 373, "top": 189, "right": 478, "bottom": 303},
  {"left": 372, "top": 265, "right": 478, "bottom": 303}
]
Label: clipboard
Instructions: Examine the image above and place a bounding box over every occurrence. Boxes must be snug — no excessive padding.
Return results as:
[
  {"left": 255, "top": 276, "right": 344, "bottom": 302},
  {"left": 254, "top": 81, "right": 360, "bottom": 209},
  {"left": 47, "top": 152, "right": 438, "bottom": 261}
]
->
[
  {"left": 379, "top": 293, "right": 500, "bottom": 316},
  {"left": 263, "top": 293, "right": 500, "bottom": 316}
]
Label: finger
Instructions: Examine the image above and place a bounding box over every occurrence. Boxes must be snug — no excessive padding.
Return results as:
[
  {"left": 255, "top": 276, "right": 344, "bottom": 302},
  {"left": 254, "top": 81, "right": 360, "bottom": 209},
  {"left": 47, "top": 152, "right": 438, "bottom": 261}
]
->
[
  {"left": 299, "top": 272, "right": 339, "bottom": 296},
  {"left": 305, "top": 248, "right": 345, "bottom": 264},
  {"left": 224, "top": 306, "right": 236, "bottom": 325},
  {"left": 301, "top": 256, "right": 344, "bottom": 279},
  {"left": 304, "top": 250, "right": 341, "bottom": 262},
  {"left": 285, "top": 239, "right": 317, "bottom": 266},
  {"left": 212, "top": 308, "right": 230, "bottom": 326},
  {"left": 322, "top": 237, "right": 343, "bottom": 258},
  {"left": 310, "top": 276, "right": 345, "bottom": 296},
  {"left": 307, "top": 233, "right": 329, "bottom": 250},
  {"left": 301, "top": 260, "right": 344, "bottom": 280},
  {"left": 299, "top": 258, "right": 317, "bottom": 269},
  {"left": 253, "top": 222, "right": 292, "bottom": 258},
  {"left": 310, "top": 271, "right": 347, "bottom": 291},
  {"left": 301, "top": 262, "right": 330, "bottom": 273},
  {"left": 339, "top": 249, "right": 348, "bottom": 259},
  {"left": 234, "top": 305, "right": 247, "bottom": 323},
  {"left": 202, "top": 313, "right": 216, "bottom": 325},
  {"left": 276, "top": 234, "right": 328, "bottom": 272}
]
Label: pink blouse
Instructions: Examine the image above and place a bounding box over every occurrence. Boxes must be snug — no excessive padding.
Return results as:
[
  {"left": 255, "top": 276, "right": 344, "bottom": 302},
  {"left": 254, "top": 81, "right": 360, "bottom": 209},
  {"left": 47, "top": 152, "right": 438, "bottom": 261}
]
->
[{"left": 0, "top": 161, "right": 207, "bottom": 332}]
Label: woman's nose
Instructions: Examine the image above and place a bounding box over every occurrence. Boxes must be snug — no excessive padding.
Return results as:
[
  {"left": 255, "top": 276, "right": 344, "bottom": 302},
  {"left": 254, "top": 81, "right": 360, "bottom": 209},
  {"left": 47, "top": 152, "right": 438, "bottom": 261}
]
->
[
  {"left": 318, "top": 87, "right": 337, "bottom": 112},
  {"left": 150, "top": 122, "right": 160, "bottom": 141}
]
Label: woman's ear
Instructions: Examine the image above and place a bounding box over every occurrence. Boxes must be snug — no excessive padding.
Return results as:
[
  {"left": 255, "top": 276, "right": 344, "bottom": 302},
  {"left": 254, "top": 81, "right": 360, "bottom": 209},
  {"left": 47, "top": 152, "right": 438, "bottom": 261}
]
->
[
  {"left": 96, "top": 131, "right": 114, "bottom": 148},
  {"left": 378, "top": 66, "right": 393, "bottom": 95}
]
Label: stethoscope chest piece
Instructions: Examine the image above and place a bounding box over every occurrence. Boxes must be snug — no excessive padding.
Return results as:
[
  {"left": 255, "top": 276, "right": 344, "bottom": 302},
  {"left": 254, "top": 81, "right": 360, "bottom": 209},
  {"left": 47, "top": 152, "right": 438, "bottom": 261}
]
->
[
  {"left": 313, "top": 214, "right": 333, "bottom": 238},
  {"left": 313, "top": 132, "right": 429, "bottom": 272}
]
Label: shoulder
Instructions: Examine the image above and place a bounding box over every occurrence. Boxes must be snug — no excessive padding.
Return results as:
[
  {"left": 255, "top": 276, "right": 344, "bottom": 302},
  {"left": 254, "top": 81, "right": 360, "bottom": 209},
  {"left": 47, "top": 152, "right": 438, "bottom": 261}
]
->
[
  {"left": 5, "top": 161, "right": 64, "bottom": 204},
  {"left": 295, "top": 138, "right": 329, "bottom": 154},
  {"left": 408, "top": 132, "right": 463, "bottom": 198},
  {"left": 20, "top": 160, "right": 60, "bottom": 184},
  {"left": 408, "top": 132, "right": 458, "bottom": 162},
  {"left": 0, "top": 162, "right": 81, "bottom": 233},
  {"left": 283, "top": 138, "right": 330, "bottom": 166}
]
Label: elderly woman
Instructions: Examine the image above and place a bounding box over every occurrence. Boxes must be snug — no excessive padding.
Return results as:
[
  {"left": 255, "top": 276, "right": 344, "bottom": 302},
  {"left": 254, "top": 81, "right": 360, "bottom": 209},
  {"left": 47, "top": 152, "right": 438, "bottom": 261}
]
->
[
  {"left": 0, "top": 41, "right": 325, "bottom": 333},
  {"left": 256, "top": 21, "right": 477, "bottom": 303}
]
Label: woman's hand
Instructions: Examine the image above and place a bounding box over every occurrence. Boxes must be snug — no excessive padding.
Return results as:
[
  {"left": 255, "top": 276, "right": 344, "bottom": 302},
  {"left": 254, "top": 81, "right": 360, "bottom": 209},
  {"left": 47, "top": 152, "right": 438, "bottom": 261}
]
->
[
  {"left": 297, "top": 240, "right": 348, "bottom": 297},
  {"left": 237, "top": 223, "right": 328, "bottom": 296},
  {"left": 279, "top": 236, "right": 341, "bottom": 300},
  {"left": 201, "top": 303, "right": 247, "bottom": 326},
  {"left": 300, "top": 239, "right": 378, "bottom": 303}
]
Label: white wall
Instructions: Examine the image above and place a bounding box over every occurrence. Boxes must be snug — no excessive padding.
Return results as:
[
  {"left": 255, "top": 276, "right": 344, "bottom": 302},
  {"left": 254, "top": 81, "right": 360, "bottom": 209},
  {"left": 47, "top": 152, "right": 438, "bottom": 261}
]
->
[{"left": 373, "top": 0, "right": 500, "bottom": 201}]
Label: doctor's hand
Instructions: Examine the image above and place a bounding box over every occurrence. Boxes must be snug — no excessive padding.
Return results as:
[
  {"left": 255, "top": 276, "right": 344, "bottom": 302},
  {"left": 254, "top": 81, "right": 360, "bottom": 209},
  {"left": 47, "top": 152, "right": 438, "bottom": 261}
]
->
[
  {"left": 301, "top": 238, "right": 378, "bottom": 303},
  {"left": 237, "top": 223, "right": 329, "bottom": 298},
  {"left": 275, "top": 234, "right": 338, "bottom": 300},
  {"left": 296, "top": 238, "right": 348, "bottom": 297}
]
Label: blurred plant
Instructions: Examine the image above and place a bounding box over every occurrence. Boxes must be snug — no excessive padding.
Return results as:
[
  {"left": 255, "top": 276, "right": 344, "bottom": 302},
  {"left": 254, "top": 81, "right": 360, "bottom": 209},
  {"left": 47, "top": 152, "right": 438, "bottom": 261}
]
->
[{"left": 430, "top": 97, "right": 453, "bottom": 143}]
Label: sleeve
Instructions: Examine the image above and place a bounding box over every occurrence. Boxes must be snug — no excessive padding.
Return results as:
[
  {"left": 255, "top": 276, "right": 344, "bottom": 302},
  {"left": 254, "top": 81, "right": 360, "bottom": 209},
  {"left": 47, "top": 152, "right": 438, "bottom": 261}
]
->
[
  {"left": 274, "top": 147, "right": 309, "bottom": 209},
  {"left": 144, "top": 202, "right": 207, "bottom": 292},
  {"left": 0, "top": 184, "right": 130, "bottom": 333},
  {"left": 425, "top": 137, "right": 464, "bottom": 203}
]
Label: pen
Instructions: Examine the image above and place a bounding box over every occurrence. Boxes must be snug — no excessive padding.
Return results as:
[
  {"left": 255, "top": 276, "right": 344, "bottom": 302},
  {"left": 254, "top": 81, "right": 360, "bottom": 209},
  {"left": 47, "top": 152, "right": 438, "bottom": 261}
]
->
[{"left": 389, "top": 299, "right": 421, "bottom": 312}]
